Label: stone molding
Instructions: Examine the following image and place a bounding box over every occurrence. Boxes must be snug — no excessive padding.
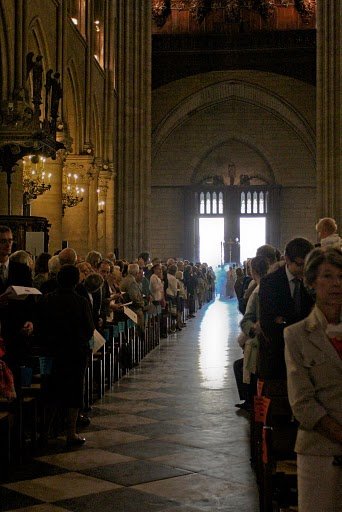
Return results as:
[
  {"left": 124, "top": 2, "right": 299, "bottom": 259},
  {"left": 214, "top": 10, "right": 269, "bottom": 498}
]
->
[{"left": 152, "top": 78, "right": 316, "bottom": 162}]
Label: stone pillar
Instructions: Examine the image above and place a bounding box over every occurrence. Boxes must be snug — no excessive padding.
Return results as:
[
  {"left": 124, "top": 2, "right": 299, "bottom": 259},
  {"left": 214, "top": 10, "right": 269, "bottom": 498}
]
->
[
  {"left": 116, "top": 0, "right": 152, "bottom": 260},
  {"left": 316, "top": 0, "right": 342, "bottom": 228}
]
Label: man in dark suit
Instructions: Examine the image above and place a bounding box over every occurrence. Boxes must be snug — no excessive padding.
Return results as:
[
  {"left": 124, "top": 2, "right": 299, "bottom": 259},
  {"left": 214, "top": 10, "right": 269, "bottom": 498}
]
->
[
  {"left": 0, "top": 225, "right": 33, "bottom": 379},
  {"left": 259, "top": 238, "right": 314, "bottom": 380}
]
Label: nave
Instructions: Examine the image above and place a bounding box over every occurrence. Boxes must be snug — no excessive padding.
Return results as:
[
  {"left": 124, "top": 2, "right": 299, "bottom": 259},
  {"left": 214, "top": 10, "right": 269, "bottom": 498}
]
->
[{"left": 0, "top": 296, "right": 259, "bottom": 512}]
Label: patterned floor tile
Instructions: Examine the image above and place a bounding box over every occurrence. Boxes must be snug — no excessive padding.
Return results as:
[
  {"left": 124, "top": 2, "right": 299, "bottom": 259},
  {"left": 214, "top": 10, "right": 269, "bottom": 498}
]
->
[
  {"left": 132, "top": 473, "right": 247, "bottom": 508},
  {"left": 54, "top": 487, "right": 179, "bottom": 512},
  {"left": 80, "top": 460, "right": 190, "bottom": 486},
  {"left": 108, "top": 390, "right": 176, "bottom": 401},
  {"left": 3, "top": 505, "right": 72, "bottom": 512},
  {"left": 151, "top": 446, "right": 235, "bottom": 472},
  {"left": 1, "top": 461, "right": 68, "bottom": 484},
  {"left": 35, "top": 449, "right": 135, "bottom": 471},
  {"left": 90, "top": 414, "right": 158, "bottom": 429},
  {"left": 81, "top": 429, "right": 148, "bottom": 448},
  {"left": 0, "top": 487, "right": 42, "bottom": 512},
  {"left": 3, "top": 473, "right": 120, "bottom": 502},
  {"left": 107, "top": 439, "right": 189, "bottom": 459}
]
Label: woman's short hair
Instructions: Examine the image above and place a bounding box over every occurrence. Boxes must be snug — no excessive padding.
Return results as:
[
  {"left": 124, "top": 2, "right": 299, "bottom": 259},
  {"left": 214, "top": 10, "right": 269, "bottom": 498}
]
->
[
  {"left": 85, "top": 250, "right": 102, "bottom": 268},
  {"left": 168, "top": 264, "right": 177, "bottom": 275},
  {"left": 250, "top": 256, "right": 269, "bottom": 279},
  {"left": 304, "top": 247, "right": 342, "bottom": 287},
  {"left": 56, "top": 264, "right": 80, "bottom": 289},
  {"left": 127, "top": 263, "right": 139, "bottom": 276},
  {"left": 9, "top": 250, "right": 33, "bottom": 268},
  {"left": 48, "top": 255, "right": 61, "bottom": 274},
  {"left": 315, "top": 217, "right": 338, "bottom": 236}
]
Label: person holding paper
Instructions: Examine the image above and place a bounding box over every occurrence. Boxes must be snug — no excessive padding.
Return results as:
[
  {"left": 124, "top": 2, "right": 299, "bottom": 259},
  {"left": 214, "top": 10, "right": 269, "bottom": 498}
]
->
[{"left": 0, "top": 225, "right": 34, "bottom": 387}]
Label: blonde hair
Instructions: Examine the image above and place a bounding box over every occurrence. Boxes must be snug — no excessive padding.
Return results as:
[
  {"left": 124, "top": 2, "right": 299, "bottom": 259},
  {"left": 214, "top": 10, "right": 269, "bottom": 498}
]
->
[
  {"left": 9, "top": 250, "right": 33, "bottom": 268},
  {"left": 315, "top": 217, "right": 338, "bottom": 236}
]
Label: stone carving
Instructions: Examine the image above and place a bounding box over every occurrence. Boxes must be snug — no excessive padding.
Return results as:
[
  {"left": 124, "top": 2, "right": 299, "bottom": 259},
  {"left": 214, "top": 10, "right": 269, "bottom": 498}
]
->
[
  {"left": 189, "top": 0, "right": 212, "bottom": 23},
  {"left": 251, "top": 0, "right": 274, "bottom": 19},
  {"left": 26, "top": 53, "right": 43, "bottom": 114},
  {"left": 161, "top": 1, "right": 314, "bottom": 24},
  {"left": 152, "top": 0, "right": 171, "bottom": 27},
  {"left": 294, "top": 0, "right": 316, "bottom": 22}
]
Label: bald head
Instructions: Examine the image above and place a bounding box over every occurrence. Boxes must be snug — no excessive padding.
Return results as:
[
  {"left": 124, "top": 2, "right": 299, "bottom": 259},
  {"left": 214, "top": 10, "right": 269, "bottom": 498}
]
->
[{"left": 58, "top": 248, "right": 77, "bottom": 266}]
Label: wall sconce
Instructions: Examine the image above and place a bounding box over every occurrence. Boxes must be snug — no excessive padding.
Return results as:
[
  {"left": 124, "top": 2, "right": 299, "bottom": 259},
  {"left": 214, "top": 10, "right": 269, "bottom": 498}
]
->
[
  {"left": 97, "top": 188, "right": 105, "bottom": 214},
  {"left": 98, "top": 200, "right": 105, "bottom": 215}
]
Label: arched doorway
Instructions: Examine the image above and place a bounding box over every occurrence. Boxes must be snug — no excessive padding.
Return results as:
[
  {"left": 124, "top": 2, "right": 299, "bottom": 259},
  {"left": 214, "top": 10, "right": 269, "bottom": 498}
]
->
[{"left": 185, "top": 178, "right": 281, "bottom": 266}]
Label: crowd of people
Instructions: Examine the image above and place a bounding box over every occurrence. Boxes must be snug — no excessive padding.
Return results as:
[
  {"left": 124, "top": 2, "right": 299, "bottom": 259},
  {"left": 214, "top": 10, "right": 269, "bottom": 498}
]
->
[
  {"left": 0, "top": 225, "right": 216, "bottom": 445},
  {"left": 231, "top": 217, "right": 342, "bottom": 512},
  {"left": 1, "top": 217, "right": 341, "bottom": 510}
]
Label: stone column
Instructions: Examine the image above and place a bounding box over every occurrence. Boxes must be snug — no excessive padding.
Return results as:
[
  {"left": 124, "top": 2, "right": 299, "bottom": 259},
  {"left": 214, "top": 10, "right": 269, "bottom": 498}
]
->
[
  {"left": 316, "top": 0, "right": 342, "bottom": 228},
  {"left": 116, "top": 0, "right": 152, "bottom": 260}
]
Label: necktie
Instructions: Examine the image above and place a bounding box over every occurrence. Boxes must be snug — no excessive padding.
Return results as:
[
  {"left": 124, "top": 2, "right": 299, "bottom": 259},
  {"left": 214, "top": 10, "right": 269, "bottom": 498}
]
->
[{"left": 292, "top": 278, "right": 302, "bottom": 316}]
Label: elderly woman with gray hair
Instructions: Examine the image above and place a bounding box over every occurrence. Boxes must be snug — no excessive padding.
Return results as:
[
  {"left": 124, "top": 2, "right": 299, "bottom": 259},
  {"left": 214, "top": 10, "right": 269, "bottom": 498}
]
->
[{"left": 284, "top": 247, "right": 342, "bottom": 512}]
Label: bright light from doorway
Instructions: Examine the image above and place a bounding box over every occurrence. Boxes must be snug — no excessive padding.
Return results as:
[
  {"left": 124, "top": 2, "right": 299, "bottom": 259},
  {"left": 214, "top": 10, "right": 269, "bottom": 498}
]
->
[
  {"left": 199, "top": 217, "right": 224, "bottom": 267},
  {"left": 240, "top": 217, "right": 266, "bottom": 264}
]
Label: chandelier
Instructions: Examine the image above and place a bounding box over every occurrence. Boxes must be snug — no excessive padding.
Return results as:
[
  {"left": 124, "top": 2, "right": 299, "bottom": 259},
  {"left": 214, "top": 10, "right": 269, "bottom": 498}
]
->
[
  {"left": 62, "top": 172, "right": 84, "bottom": 215},
  {"left": 23, "top": 155, "right": 52, "bottom": 202}
]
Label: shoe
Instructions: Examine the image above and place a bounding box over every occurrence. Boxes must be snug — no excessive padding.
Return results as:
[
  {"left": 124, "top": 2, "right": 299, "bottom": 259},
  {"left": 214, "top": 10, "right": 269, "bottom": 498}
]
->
[
  {"left": 176, "top": 325, "right": 182, "bottom": 331},
  {"left": 77, "top": 414, "right": 90, "bottom": 427},
  {"left": 66, "top": 435, "right": 86, "bottom": 447}
]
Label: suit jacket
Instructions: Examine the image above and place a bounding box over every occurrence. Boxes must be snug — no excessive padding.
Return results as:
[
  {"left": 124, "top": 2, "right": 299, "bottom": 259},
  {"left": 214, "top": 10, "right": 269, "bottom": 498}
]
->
[
  {"left": 284, "top": 307, "right": 342, "bottom": 456},
  {"left": 259, "top": 265, "right": 314, "bottom": 379}
]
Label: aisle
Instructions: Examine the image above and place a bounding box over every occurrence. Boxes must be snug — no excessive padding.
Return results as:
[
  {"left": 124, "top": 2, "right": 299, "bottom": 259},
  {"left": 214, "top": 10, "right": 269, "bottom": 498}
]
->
[{"left": 1, "top": 297, "right": 259, "bottom": 512}]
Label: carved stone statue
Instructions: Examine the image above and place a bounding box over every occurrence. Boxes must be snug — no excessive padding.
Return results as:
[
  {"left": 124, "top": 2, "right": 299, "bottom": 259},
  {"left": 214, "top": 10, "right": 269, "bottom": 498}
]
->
[
  {"left": 26, "top": 53, "right": 43, "bottom": 109},
  {"left": 50, "top": 72, "right": 62, "bottom": 121}
]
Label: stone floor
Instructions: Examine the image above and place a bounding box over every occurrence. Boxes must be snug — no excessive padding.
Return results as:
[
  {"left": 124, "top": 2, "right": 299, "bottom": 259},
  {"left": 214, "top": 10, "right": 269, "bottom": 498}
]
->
[{"left": 0, "top": 295, "right": 259, "bottom": 512}]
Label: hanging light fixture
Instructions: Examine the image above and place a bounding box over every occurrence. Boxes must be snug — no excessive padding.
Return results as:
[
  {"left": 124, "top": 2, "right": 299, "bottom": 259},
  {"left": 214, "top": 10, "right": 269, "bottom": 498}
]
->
[
  {"left": 62, "top": 172, "right": 84, "bottom": 215},
  {"left": 23, "top": 155, "right": 52, "bottom": 201}
]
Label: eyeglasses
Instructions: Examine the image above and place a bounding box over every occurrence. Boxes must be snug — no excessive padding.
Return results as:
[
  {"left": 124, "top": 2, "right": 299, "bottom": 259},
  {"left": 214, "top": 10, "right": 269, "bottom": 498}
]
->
[{"left": 0, "top": 238, "right": 14, "bottom": 245}]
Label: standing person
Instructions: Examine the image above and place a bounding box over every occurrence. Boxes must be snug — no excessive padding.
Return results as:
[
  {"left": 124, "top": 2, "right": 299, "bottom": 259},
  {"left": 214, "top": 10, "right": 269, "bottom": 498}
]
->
[
  {"left": 0, "top": 226, "right": 34, "bottom": 387},
  {"left": 284, "top": 247, "right": 342, "bottom": 512},
  {"left": 36, "top": 265, "right": 94, "bottom": 446},
  {"left": 315, "top": 217, "right": 342, "bottom": 249},
  {"left": 226, "top": 266, "right": 235, "bottom": 299},
  {"left": 234, "top": 267, "right": 245, "bottom": 301},
  {"left": 259, "top": 238, "right": 314, "bottom": 380}
]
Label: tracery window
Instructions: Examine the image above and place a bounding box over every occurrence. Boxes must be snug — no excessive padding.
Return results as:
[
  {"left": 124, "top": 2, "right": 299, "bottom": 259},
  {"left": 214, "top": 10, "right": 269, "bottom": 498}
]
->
[
  {"left": 200, "top": 192, "right": 205, "bottom": 214},
  {"left": 94, "top": 1, "right": 105, "bottom": 67},
  {"left": 68, "top": 0, "right": 86, "bottom": 38},
  {"left": 198, "top": 190, "right": 224, "bottom": 215},
  {"left": 240, "top": 189, "right": 268, "bottom": 215}
]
